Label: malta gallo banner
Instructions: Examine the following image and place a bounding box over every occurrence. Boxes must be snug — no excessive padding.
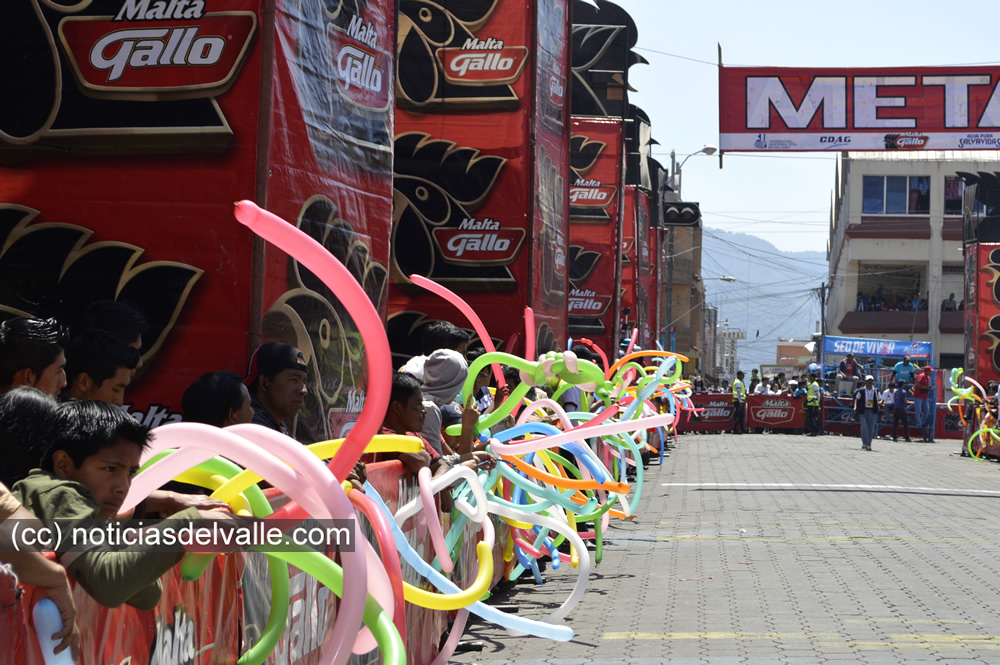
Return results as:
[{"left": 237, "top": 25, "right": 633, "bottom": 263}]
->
[
  {"left": 719, "top": 66, "right": 1000, "bottom": 152},
  {"left": 260, "top": 0, "right": 395, "bottom": 441},
  {"left": 529, "top": 0, "right": 571, "bottom": 354},
  {"left": 746, "top": 395, "right": 806, "bottom": 429},
  {"left": 621, "top": 185, "right": 638, "bottom": 344},
  {"left": 0, "top": 0, "right": 263, "bottom": 426},
  {"left": 975, "top": 243, "right": 1000, "bottom": 384},
  {"left": 567, "top": 117, "right": 624, "bottom": 357},
  {"left": 389, "top": 0, "right": 544, "bottom": 357},
  {"left": 684, "top": 393, "right": 735, "bottom": 432},
  {"left": 632, "top": 188, "right": 656, "bottom": 348},
  {"left": 9, "top": 557, "right": 240, "bottom": 665}
]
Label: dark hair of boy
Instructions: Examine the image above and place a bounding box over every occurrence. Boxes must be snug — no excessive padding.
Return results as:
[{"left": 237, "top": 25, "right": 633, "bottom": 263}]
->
[
  {"left": 41, "top": 400, "right": 150, "bottom": 473},
  {"left": 420, "top": 321, "right": 471, "bottom": 356},
  {"left": 0, "top": 387, "right": 60, "bottom": 488},
  {"left": 182, "top": 371, "right": 253, "bottom": 428},
  {"left": 65, "top": 329, "right": 141, "bottom": 387},
  {"left": 391, "top": 371, "right": 422, "bottom": 406},
  {"left": 80, "top": 301, "right": 147, "bottom": 348},
  {"left": 570, "top": 344, "right": 599, "bottom": 363},
  {"left": 0, "top": 317, "right": 69, "bottom": 392}
]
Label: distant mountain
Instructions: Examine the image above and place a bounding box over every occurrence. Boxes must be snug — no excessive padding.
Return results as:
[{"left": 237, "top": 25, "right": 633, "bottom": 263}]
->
[{"left": 701, "top": 228, "right": 826, "bottom": 374}]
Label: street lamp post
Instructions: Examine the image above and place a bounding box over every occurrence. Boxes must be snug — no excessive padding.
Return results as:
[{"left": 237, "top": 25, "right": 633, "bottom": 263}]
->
[{"left": 663, "top": 145, "right": 717, "bottom": 353}]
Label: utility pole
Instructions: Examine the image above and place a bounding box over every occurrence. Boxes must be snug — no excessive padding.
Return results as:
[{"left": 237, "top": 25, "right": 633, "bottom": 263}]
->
[{"left": 819, "top": 282, "right": 827, "bottom": 336}]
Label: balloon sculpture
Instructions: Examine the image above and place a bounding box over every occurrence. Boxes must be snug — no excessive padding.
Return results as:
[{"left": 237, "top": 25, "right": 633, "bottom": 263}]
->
[
  {"left": 947, "top": 367, "right": 997, "bottom": 459},
  {"left": 99, "top": 202, "right": 698, "bottom": 664}
]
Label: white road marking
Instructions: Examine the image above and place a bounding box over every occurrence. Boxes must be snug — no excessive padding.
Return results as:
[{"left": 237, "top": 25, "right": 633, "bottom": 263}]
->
[{"left": 661, "top": 482, "right": 1000, "bottom": 495}]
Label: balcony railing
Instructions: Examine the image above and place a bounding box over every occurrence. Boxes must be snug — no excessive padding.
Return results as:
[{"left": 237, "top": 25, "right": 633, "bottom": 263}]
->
[
  {"left": 939, "top": 310, "right": 964, "bottom": 334},
  {"left": 839, "top": 310, "right": 928, "bottom": 334}
]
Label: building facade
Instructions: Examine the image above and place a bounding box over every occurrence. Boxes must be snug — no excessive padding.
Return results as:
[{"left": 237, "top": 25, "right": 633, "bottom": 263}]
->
[
  {"left": 827, "top": 151, "right": 1000, "bottom": 370},
  {"left": 660, "top": 222, "right": 705, "bottom": 372}
]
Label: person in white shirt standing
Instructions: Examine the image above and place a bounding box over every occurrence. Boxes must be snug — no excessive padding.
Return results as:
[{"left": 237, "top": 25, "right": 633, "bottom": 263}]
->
[
  {"left": 880, "top": 383, "right": 896, "bottom": 439},
  {"left": 853, "top": 375, "right": 881, "bottom": 451}
]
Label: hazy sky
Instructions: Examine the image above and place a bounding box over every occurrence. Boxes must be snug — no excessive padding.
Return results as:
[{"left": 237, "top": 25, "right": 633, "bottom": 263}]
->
[{"left": 617, "top": 0, "right": 1000, "bottom": 255}]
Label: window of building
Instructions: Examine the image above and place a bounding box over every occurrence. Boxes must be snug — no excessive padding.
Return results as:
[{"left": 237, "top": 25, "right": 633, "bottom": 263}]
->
[
  {"left": 862, "top": 175, "right": 930, "bottom": 215},
  {"left": 944, "top": 175, "right": 988, "bottom": 216},
  {"left": 855, "top": 263, "right": 925, "bottom": 311},
  {"left": 945, "top": 176, "right": 963, "bottom": 214}
]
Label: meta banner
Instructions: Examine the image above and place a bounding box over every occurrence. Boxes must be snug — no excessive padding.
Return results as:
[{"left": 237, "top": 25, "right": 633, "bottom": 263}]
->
[
  {"left": 823, "top": 335, "right": 932, "bottom": 360},
  {"left": 719, "top": 66, "right": 1000, "bottom": 151}
]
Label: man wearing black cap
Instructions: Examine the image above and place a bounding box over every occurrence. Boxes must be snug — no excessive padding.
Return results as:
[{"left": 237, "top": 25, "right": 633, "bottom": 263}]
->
[{"left": 245, "top": 342, "right": 309, "bottom": 435}]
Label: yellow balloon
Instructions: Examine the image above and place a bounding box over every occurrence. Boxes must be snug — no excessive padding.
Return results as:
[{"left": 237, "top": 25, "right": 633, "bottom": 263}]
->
[{"left": 402, "top": 542, "right": 494, "bottom": 610}]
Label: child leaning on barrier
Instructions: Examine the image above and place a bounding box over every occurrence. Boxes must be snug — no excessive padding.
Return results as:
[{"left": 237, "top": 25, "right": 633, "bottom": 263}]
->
[{"left": 12, "top": 400, "right": 239, "bottom": 610}]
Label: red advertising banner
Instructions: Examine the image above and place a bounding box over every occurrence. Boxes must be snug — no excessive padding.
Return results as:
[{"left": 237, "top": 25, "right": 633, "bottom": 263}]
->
[
  {"left": 634, "top": 188, "right": 655, "bottom": 348},
  {"left": 529, "top": 0, "right": 571, "bottom": 353},
  {"left": 746, "top": 394, "right": 806, "bottom": 429},
  {"left": 620, "top": 186, "right": 637, "bottom": 349},
  {"left": 719, "top": 66, "right": 1000, "bottom": 152},
  {"left": 974, "top": 243, "right": 1000, "bottom": 386},
  {"left": 647, "top": 217, "right": 661, "bottom": 350},
  {"left": 9, "top": 555, "right": 240, "bottom": 665},
  {"left": 683, "top": 393, "right": 735, "bottom": 432},
  {"left": 568, "top": 117, "right": 623, "bottom": 357},
  {"left": 966, "top": 244, "right": 980, "bottom": 377},
  {"left": 261, "top": 0, "right": 395, "bottom": 440},
  {"left": 389, "top": 0, "right": 540, "bottom": 359},
  {"left": 0, "top": 0, "right": 264, "bottom": 425}
]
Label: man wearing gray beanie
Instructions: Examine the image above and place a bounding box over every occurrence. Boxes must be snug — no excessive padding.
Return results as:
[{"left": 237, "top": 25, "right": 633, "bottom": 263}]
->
[{"left": 420, "top": 349, "right": 469, "bottom": 454}]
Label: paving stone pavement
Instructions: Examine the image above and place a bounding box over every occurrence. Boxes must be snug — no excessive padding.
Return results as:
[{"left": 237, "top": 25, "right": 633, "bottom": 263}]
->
[{"left": 450, "top": 432, "right": 1000, "bottom": 664}]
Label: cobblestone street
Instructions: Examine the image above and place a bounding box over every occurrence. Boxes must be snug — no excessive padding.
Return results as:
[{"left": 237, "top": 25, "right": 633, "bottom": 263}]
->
[{"left": 454, "top": 433, "right": 1000, "bottom": 664}]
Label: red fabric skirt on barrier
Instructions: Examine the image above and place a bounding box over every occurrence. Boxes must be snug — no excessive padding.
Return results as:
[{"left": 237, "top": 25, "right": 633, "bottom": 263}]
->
[
  {"left": 5, "top": 463, "right": 510, "bottom": 665},
  {"left": 4, "top": 554, "right": 241, "bottom": 665}
]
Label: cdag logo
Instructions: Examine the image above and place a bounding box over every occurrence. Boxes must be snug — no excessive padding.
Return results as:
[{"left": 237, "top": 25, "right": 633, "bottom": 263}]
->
[
  {"left": 58, "top": 1, "right": 257, "bottom": 97},
  {"left": 884, "top": 133, "right": 929, "bottom": 150}
]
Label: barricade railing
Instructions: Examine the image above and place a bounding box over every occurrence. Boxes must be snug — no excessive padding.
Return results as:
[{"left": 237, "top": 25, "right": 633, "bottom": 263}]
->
[{"left": 4, "top": 461, "right": 508, "bottom": 665}]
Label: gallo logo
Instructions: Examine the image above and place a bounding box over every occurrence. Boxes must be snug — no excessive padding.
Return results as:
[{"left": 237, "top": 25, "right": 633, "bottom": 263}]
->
[
  {"left": 436, "top": 38, "right": 529, "bottom": 85},
  {"left": 885, "top": 133, "right": 929, "bottom": 150},
  {"left": 569, "top": 179, "right": 617, "bottom": 208},
  {"left": 58, "top": 8, "right": 257, "bottom": 97},
  {"left": 549, "top": 72, "right": 566, "bottom": 107},
  {"left": 432, "top": 218, "right": 525, "bottom": 265},
  {"left": 330, "top": 15, "right": 391, "bottom": 110},
  {"left": 749, "top": 398, "right": 795, "bottom": 425},
  {"left": 568, "top": 288, "right": 612, "bottom": 315},
  {"left": 554, "top": 247, "right": 566, "bottom": 272},
  {"left": 149, "top": 606, "right": 196, "bottom": 665},
  {"left": 699, "top": 400, "right": 733, "bottom": 421}
]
